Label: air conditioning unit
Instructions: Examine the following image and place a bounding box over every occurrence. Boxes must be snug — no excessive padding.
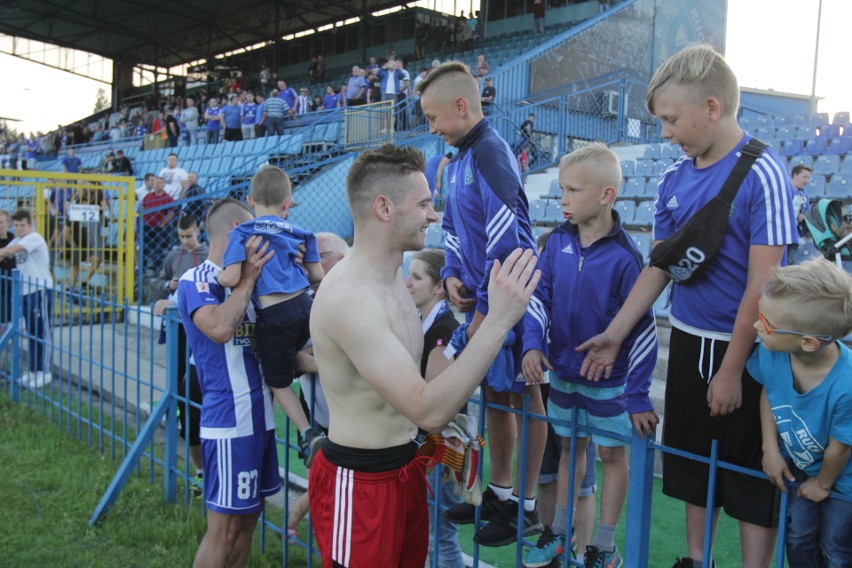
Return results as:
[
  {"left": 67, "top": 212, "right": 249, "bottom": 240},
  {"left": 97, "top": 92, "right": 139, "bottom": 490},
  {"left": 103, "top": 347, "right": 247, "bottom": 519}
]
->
[{"left": 602, "top": 90, "right": 622, "bottom": 117}]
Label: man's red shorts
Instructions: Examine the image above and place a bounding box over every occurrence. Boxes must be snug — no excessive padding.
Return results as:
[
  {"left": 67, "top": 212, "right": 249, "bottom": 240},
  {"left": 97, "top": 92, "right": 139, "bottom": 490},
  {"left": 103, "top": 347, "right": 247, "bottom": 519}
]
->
[{"left": 309, "top": 448, "right": 430, "bottom": 567}]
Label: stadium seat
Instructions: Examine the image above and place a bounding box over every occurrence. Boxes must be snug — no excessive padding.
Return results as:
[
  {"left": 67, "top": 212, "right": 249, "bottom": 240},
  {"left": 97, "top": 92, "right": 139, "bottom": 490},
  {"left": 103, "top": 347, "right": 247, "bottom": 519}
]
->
[
  {"left": 739, "top": 115, "right": 755, "bottom": 128},
  {"left": 544, "top": 201, "right": 564, "bottom": 224},
  {"left": 832, "top": 112, "right": 850, "bottom": 126},
  {"left": 772, "top": 115, "right": 788, "bottom": 127},
  {"left": 811, "top": 113, "right": 830, "bottom": 127},
  {"left": 753, "top": 127, "right": 774, "bottom": 140},
  {"left": 642, "top": 144, "right": 661, "bottom": 159},
  {"left": 790, "top": 114, "right": 808, "bottom": 127},
  {"left": 630, "top": 201, "right": 655, "bottom": 229},
  {"left": 660, "top": 144, "right": 682, "bottom": 159},
  {"left": 652, "top": 284, "right": 672, "bottom": 317},
  {"left": 804, "top": 138, "right": 828, "bottom": 155},
  {"left": 827, "top": 174, "right": 852, "bottom": 200},
  {"left": 817, "top": 124, "right": 840, "bottom": 139},
  {"left": 545, "top": 179, "right": 562, "bottom": 199},
  {"left": 813, "top": 154, "right": 840, "bottom": 176},
  {"left": 789, "top": 154, "right": 814, "bottom": 169},
  {"left": 634, "top": 159, "right": 654, "bottom": 178},
  {"left": 645, "top": 178, "right": 660, "bottom": 197},
  {"left": 620, "top": 160, "right": 635, "bottom": 177},
  {"left": 529, "top": 199, "right": 548, "bottom": 224},
  {"left": 828, "top": 136, "right": 852, "bottom": 155},
  {"left": 754, "top": 115, "right": 771, "bottom": 127},
  {"left": 795, "top": 125, "right": 816, "bottom": 140},
  {"left": 840, "top": 157, "right": 852, "bottom": 175},
  {"left": 622, "top": 178, "right": 644, "bottom": 198},
  {"left": 805, "top": 174, "right": 826, "bottom": 199},
  {"left": 614, "top": 200, "right": 636, "bottom": 223},
  {"left": 323, "top": 122, "right": 341, "bottom": 145},
  {"left": 628, "top": 231, "right": 652, "bottom": 262},
  {"left": 775, "top": 126, "right": 794, "bottom": 140},
  {"left": 653, "top": 159, "right": 673, "bottom": 176},
  {"left": 781, "top": 139, "right": 804, "bottom": 157},
  {"left": 423, "top": 224, "right": 445, "bottom": 248},
  {"left": 532, "top": 226, "right": 548, "bottom": 241}
]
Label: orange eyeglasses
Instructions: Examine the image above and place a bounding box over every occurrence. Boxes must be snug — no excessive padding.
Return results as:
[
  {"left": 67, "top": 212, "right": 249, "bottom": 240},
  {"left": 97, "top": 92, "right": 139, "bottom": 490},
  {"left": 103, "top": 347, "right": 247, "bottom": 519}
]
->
[{"left": 757, "top": 308, "right": 834, "bottom": 343}]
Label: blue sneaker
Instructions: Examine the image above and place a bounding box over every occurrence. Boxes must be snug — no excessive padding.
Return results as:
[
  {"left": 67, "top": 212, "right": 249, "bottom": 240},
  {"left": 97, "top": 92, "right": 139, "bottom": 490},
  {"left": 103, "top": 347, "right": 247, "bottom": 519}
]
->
[
  {"left": 584, "top": 545, "right": 623, "bottom": 568},
  {"left": 524, "top": 525, "right": 573, "bottom": 568}
]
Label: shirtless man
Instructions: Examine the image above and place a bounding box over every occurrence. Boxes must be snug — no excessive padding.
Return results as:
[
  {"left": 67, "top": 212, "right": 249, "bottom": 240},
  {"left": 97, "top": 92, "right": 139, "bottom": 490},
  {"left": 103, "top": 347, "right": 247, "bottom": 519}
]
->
[{"left": 308, "top": 144, "right": 540, "bottom": 568}]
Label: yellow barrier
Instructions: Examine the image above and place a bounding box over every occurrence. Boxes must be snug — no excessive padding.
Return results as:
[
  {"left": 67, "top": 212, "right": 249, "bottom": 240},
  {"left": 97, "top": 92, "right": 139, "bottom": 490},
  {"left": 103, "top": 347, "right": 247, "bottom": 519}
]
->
[
  {"left": 344, "top": 100, "right": 395, "bottom": 146},
  {"left": 0, "top": 169, "right": 136, "bottom": 310}
]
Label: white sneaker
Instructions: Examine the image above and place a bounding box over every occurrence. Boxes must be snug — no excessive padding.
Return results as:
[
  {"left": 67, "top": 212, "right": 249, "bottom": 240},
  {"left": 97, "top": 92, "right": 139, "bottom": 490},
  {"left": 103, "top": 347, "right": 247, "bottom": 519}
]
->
[
  {"left": 18, "top": 371, "right": 35, "bottom": 387},
  {"left": 30, "top": 372, "right": 52, "bottom": 388}
]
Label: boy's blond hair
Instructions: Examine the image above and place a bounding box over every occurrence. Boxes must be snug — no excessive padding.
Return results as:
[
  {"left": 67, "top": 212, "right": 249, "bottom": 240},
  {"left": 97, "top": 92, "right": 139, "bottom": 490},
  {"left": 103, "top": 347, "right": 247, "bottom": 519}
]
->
[
  {"left": 250, "top": 165, "right": 292, "bottom": 207},
  {"left": 647, "top": 44, "right": 739, "bottom": 118},
  {"left": 414, "top": 62, "right": 481, "bottom": 112},
  {"left": 762, "top": 259, "right": 852, "bottom": 340},
  {"left": 558, "top": 142, "right": 622, "bottom": 192}
]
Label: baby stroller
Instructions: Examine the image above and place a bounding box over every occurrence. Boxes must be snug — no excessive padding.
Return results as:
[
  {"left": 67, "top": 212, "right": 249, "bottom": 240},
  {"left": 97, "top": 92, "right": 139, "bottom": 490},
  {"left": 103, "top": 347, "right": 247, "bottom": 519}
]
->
[{"left": 803, "top": 198, "right": 852, "bottom": 265}]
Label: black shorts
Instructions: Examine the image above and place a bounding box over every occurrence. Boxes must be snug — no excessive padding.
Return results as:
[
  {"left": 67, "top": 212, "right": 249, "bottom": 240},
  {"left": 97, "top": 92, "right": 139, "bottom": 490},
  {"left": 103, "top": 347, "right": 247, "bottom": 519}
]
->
[
  {"left": 256, "top": 293, "right": 312, "bottom": 389},
  {"left": 662, "top": 327, "right": 778, "bottom": 528}
]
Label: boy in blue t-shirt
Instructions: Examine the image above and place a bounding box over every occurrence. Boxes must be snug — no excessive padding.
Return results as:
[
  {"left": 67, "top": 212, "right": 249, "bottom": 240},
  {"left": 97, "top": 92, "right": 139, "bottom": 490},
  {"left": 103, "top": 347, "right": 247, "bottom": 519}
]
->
[
  {"left": 577, "top": 45, "right": 798, "bottom": 568},
  {"left": 218, "top": 166, "right": 325, "bottom": 456},
  {"left": 522, "top": 144, "right": 659, "bottom": 568},
  {"left": 747, "top": 259, "right": 852, "bottom": 567}
]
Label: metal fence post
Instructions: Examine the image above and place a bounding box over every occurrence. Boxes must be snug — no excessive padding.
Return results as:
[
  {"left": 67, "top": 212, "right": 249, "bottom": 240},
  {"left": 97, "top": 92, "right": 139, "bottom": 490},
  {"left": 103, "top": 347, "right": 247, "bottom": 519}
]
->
[
  {"left": 624, "top": 428, "right": 655, "bottom": 567},
  {"left": 163, "top": 306, "right": 179, "bottom": 503},
  {"left": 9, "top": 269, "right": 22, "bottom": 402}
]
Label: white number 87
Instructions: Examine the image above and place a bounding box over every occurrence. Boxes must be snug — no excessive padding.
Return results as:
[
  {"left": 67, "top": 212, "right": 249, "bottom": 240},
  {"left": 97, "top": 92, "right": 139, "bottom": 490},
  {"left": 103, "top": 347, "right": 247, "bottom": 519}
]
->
[{"left": 237, "top": 469, "right": 258, "bottom": 500}]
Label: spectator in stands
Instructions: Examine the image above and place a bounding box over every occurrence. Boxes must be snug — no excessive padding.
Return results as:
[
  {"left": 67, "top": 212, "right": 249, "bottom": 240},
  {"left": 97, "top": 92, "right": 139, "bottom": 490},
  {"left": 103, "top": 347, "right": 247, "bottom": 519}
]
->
[
  {"left": 598, "top": 0, "right": 612, "bottom": 13},
  {"left": 111, "top": 149, "right": 133, "bottom": 176},
  {"left": 203, "top": 97, "right": 222, "bottom": 144},
  {"left": 0, "top": 209, "right": 54, "bottom": 389},
  {"left": 295, "top": 87, "right": 312, "bottom": 115},
  {"left": 0, "top": 209, "right": 15, "bottom": 328},
  {"left": 366, "top": 69, "right": 381, "bottom": 105},
  {"left": 277, "top": 80, "right": 298, "bottom": 116},
  {"left": 578, "top": 45, "right": 796, "bottom": 568},
  {"left": 533, "top": 0, "right": 546, "bottom": 33},
  {"left": 221, "top": 95, "right": 243, "bottom": 142},
  {"left": 159, "top": 214, "right": 209, "bottom": 296},
  {"left": 260, "top": 90, "right": 288, "bottom": 137},
  {"left": 411, "top": 68, "right": 429, "bottom": 126},
  {"left": 182, "top": 98, "right": 200, "bottom": 146},
  {"left": 180, "top": 172, "right": 207, "bottom": 234},
  {"left": 177, "top": 199, "right": 280, "bottom": 568},
  {"left": 366, "top": 57, "right": 379, "bottom": 76},
  {"left": 311, "top": 94, "right": 323, "bottom": 112},
  {"left": 322, "top": 86, "right": 340, "bottom": 110},
  {"left": 474, "top": 54, "right": 490, "bottom": 78},
  {"left": 481, "top": 77, "right": 496, "bottom": 113},
  {"left": 415, "top": 21, "right": 428, "bottom": 60},
  {"left": 110, "top": 120, "right": 124, "bottom": 144},
  {"left": 748, "top": 259, "right": 852, "bottom": 568},
  {"left": 66, "top": 185, "right": 107, "bottom": 293},
  {"left": 241, "top": 92, "right": 258, "bottom": 140},
  {"left": 418, "top": 62, "right": 547, "bottom": 548},
  {"left": 141, "top": 177, "right": 176, "bottom": 273},
  {"left": 100, "top": 148, "right": 115, "bottom": 173},
  {"left": 315, "top": 54, "right": 326, "bottom": 85},
  {"left": 308, "top": 56, "right": 319, "bottom": 85},
  {"left": 135, "top": 172, "right": 155, "bottom": 207},
  {"left": 788, "top": 164, "right": 812, "bottom": 264},
  {"left": 61, "top": 148, "right": 82, "bottom": 173},
  {"left": 260, "top": 65, "right": 271, "bottom": 95},
  {"left": 253, "top": 93, "right": 266, "bottom": 137},
  {"left": 378, "top": 60, "right": 405, "bottom": 104},
  {"left": 133, "top": 117, "right": 147, "bottom": 138},
  {"left": 346, "top": 66, "right": 367, "bottom": 106},
  {"left": 159, "top": 153, "right": 189, "bottom": 200},
  {"left": 165, "top": 107, "right": 181, "bottom": 147}
]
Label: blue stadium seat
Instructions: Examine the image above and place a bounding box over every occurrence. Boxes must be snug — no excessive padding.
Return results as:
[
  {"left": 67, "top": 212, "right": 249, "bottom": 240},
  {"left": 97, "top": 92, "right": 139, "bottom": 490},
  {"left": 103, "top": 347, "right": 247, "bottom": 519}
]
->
[
  {"left": 544, "top": 201, "right": 564, "bottom": 224},
  {"left": 804, "top": 138, "right": 828, "bottom": 155},
  {"left": 754, "top": 115, "right": 772, "bottom": 127},
  {"left": 532, "top": 226, "right": 548, "bottom": 242},
  {"left": 817, "top": 124, "right": 840, "bottom": 139},
  {"left": 653, "top": 159, "right": 673, "bottom": 176},
  {"left": 545, "top": 179, "right": 562, "bottom": 199},
  {"left": 529, "top": 199, "right": 548, "bottom": 224},
  {"left": 828, "top": 136, "right": 852, "bottom": 155},
  {"left": 622, "top": 178, "right": 644, "bottom": 198},
  {"left": 634, "top": 159, "right": 654, "bottom": 178},
  {"left": 840, "top": 157, "right": 852, "bottom": 175},
  {"left": 795, "top": 239, "right": 822, "bottom": 264},
  {"left": 628, "top": 231, "right": 652, "bottom": 262},
  {"left": 811, "top": 113, "right": 830, "bottom": 127},
  {"left": 660, "top": 144, "right": 682, "bottom": 159},
  {"left": 775, "top": 126, "right": 794, "bottom": 141},
  {"left": 790, "top": 114, "right": 808, "bottom": 127},
  {"left": 772, "top": 115, "right": 788, "bottom": 127},
  {"left": 620, "top": 160, "right": 635, "bottom": 177},
  {"left": 614, "top": 200, "right": 636, "bottom": 223},
  {"left": 630, "top": 201, "right": 655, "bottom": 229},
  {"left": 781, "top": 139, "right": 804, "bottom": 157},
  {"left": 753, "top": 127, "right": 774, "bottom": 140},
  {"left": 827, "top": 174, "right": 852, "bottom": 200},
  {"left": 423, "top": 224, "right": 445, "bottom": 248},
  {"left": 652, "top": 284, "right": 672, "bottom": 317},
  {"left": 813, "top": 154, "right": 840, "bottom": 176},
  {"left": 832, "top": 112, "right": 850, "bottom": 126},
  {"left": 323, "top": 122, "right": 341, "bottom": 144},
  {"left": 645, "top": 178, "right": 660, "bottom": 197},
  {"left": 795, "top": 125, "right": 816, "bottom": 141},
  {"left": 789, "top": 154, "right": 814, "bottom": 169},
  {"left": 642, "top": 144, "right": 661, "bottom": 159},
  {"left": 739, "top": 115, "right": 755, "bottom": 128},
  {"left": 805, "top": 174, "right": 826, "bottom": 199}
]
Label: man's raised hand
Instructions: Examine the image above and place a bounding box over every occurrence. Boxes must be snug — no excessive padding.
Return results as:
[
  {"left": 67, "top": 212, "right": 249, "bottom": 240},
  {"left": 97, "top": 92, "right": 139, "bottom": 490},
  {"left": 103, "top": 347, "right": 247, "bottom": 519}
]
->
[{"left": 486, "top": 248, "right": 540, "bottom": 329}]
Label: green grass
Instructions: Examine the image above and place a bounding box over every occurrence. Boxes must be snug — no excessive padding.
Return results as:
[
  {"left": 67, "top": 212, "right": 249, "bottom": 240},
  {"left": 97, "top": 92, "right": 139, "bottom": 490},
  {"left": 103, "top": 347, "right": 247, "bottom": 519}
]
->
[{"left": 0, "top": 392, "right": 309, "bottom": 568}]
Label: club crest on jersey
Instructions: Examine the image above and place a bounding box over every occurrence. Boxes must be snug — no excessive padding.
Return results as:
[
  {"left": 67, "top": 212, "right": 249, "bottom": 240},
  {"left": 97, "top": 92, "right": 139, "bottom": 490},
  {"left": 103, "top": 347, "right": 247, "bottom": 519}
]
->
[
  {"left": 255, "top": 218, "right": 292, "bottom": 234},
  {"left": 195, "top": 281, "right": 210, "bottom": 293},
  {"left": 464, "top": 166, "right": 474, "bottom": 185},
  {"left": 233, "top": 321, "right": 256, "bottom": 347}
]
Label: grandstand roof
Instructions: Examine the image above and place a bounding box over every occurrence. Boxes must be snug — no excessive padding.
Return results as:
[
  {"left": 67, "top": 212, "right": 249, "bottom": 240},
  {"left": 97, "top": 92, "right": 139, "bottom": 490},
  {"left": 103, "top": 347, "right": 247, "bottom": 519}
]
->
[{"left": 0, "top": 0, "right": 407, "bottom": 68}]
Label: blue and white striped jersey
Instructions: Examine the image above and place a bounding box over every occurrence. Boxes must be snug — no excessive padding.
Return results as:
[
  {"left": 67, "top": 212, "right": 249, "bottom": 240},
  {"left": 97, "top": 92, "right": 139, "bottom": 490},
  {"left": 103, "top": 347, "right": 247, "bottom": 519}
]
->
[{"left": 177, "top": 260, "right": 276, "bottom": 439}]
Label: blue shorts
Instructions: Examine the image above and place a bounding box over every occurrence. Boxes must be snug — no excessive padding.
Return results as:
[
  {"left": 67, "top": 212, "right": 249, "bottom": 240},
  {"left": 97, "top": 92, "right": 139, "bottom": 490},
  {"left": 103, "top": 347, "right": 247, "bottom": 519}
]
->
[
  {"left": 539, "top": 427, "right": 597, "bottom": 497},
  {"left": 201, "top": 430, "right": 281, "bottom": 514},
  {"left": 547, "top": 380, "right": 631, "bottom": 447}
]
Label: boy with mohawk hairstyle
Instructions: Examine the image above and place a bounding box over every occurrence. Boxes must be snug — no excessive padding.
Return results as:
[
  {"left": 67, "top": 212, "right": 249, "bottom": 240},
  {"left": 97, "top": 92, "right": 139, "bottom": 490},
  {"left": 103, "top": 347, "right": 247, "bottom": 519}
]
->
[
  {"left": 748, "top": 259, "right": 852, "bottom": 568},
  {"left": 577, "top": 44, "right": 797, "bottom": 567}
]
